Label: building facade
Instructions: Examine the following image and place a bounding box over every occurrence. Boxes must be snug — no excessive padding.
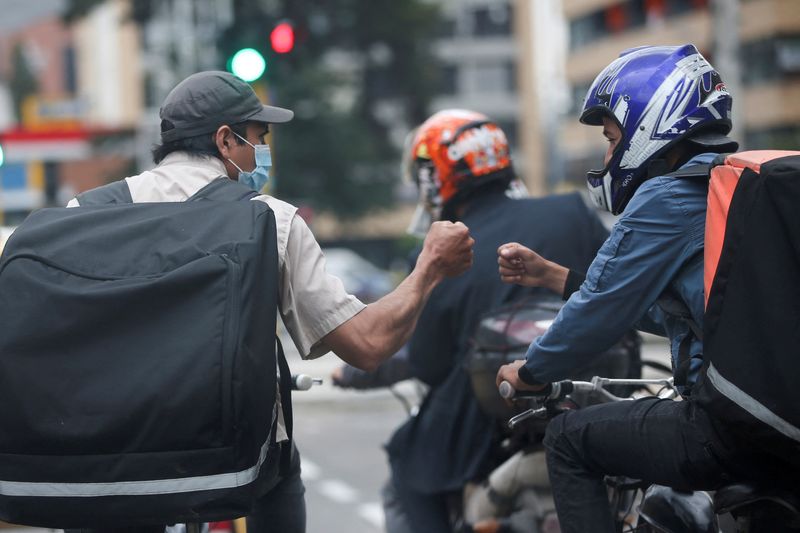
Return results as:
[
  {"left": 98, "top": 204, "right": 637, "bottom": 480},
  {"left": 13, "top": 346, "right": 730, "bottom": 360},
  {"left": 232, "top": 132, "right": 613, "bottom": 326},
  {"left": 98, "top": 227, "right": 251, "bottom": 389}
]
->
[
  {"left": 0, "top": 0, "right": 143, "bottom": 225},
  {"left": 557, "top": 0, "right": 800, "bottom": 189}
]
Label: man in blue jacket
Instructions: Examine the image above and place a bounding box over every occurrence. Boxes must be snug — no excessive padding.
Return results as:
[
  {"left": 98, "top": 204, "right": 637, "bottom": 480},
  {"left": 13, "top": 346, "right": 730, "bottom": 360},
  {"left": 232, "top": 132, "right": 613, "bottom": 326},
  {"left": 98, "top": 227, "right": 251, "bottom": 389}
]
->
[{"left": 496, "top": 45, "right": 790, "bottom": 533}]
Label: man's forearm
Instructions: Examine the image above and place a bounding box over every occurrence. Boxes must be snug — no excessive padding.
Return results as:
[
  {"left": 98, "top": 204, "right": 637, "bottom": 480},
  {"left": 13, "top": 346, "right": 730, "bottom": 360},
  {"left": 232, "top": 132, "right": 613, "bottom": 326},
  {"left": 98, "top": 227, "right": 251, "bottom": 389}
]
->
[
  {"left": 324, "top": 220, "right": 472, "bottom": 371},
  {"left": 324, "top": 257, "right": 443, "bottom": 371}
]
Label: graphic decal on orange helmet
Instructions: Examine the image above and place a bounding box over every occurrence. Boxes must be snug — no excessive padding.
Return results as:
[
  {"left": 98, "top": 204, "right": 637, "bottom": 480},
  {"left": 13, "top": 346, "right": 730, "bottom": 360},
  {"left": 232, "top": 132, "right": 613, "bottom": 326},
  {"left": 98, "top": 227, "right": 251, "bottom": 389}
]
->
[{"left": 406, "top": 110, "right": 514, "bottom": 235}]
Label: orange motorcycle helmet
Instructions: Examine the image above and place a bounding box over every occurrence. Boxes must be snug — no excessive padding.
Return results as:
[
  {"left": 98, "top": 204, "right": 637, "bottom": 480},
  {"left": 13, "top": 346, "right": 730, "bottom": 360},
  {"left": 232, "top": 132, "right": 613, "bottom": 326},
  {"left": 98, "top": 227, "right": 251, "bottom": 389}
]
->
[{"left": 404, "top": 110, "right": 514, "bottom": 235}]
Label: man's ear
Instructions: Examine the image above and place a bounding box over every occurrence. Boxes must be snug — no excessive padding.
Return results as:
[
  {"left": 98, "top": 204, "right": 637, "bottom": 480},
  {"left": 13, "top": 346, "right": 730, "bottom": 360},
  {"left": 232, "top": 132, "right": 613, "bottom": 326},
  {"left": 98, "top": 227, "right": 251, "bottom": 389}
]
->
[{"left": 214, "top": 125, "right": 234, "bottom": 159}]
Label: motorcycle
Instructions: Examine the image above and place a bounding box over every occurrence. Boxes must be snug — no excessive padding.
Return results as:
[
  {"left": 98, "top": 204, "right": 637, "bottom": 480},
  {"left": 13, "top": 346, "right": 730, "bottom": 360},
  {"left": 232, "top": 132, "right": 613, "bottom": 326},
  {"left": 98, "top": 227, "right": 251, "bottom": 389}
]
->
[{"left": 500, "top": 377, "right": 800, "bottom": 532}]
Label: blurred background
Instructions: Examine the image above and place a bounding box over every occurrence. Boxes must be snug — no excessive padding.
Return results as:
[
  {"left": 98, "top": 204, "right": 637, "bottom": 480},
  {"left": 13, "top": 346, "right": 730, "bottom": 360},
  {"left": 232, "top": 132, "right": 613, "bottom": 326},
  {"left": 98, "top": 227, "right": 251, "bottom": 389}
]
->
[
  {"left": 0, "top": 0, "right": 797, "bottom": 531},
  {"left": 1, "top": 0, "right": 798, "bottom": 262}
]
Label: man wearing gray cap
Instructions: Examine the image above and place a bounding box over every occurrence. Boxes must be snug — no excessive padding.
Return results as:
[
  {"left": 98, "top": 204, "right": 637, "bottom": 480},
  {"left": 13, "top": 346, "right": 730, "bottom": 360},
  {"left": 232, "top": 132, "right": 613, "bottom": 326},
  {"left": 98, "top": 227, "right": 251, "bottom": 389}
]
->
[{"left": 68, "top": 71, "right": 474, "bottom": 532}]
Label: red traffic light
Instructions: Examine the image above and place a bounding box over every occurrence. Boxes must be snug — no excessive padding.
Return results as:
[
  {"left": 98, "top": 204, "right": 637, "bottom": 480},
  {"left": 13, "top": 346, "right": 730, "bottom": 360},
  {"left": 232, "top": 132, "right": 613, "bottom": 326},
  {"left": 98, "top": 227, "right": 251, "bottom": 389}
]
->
[{"left": 270, "top": 22, "right": 295, "bottom": 54}]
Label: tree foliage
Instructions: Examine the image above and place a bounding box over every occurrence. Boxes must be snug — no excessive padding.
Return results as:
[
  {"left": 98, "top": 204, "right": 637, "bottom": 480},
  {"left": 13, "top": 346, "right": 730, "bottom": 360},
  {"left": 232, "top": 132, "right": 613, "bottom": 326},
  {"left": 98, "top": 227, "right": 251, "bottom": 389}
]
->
[{"left": 221, "top": 0, "right": 442, "bottom": 217}]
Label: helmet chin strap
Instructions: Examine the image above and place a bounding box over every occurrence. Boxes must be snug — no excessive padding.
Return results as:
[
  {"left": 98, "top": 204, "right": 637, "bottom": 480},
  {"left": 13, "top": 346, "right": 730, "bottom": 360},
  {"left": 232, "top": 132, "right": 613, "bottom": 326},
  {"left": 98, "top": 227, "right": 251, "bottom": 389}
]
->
[
  {"left": 586, "top": 172, "right": 612, "bottom": 212},
  {"left": 586, "top": 162, "right": 613, "bottom": 212}
]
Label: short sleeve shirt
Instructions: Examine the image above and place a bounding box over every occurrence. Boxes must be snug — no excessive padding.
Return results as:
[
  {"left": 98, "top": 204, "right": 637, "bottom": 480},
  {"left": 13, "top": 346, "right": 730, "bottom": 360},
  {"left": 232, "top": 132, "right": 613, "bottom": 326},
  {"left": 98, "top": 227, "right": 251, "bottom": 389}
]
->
[{"left": 68, "top": 151, "right": 366, "bottom": 439}]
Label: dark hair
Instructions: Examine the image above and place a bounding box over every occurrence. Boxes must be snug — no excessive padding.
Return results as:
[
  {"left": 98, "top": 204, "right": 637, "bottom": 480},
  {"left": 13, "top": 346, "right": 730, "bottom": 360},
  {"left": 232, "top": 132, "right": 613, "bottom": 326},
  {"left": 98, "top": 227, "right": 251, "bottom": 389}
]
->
[{"left": 151, "top": 120, "right": 249, "bottom": 164}]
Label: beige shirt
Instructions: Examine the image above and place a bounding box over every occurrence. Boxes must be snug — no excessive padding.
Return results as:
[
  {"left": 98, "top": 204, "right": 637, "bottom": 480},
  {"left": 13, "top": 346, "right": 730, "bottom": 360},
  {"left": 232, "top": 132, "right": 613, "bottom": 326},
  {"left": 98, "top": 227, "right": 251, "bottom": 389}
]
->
[{"left": 69, "top": 151, "right": 366, "bottom": 440}]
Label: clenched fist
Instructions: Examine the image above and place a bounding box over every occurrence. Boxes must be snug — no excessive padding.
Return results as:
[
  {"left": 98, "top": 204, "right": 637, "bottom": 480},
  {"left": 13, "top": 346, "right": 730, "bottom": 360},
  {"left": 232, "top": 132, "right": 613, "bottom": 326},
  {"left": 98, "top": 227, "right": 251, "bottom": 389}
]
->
[
  {"left": 420, "top": 221, "right": 474, "bottom": 280},
  {"left": 497, "top": 242, "right": 568, "bottom": 294}
]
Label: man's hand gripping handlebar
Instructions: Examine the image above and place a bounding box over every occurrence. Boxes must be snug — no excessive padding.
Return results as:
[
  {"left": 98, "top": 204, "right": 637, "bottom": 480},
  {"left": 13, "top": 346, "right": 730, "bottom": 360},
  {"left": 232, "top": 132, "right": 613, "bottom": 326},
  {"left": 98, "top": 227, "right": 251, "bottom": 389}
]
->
[{"left": 498, "top": 376, "right": 677, "bottom": 429}]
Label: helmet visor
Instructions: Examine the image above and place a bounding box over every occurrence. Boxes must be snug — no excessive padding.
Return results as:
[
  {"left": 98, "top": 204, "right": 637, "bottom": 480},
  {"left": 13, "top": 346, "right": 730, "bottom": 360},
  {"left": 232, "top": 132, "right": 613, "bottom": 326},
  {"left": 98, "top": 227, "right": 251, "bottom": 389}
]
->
[{"left": 406, "top": 204, "right": 433, "bottom": 238}]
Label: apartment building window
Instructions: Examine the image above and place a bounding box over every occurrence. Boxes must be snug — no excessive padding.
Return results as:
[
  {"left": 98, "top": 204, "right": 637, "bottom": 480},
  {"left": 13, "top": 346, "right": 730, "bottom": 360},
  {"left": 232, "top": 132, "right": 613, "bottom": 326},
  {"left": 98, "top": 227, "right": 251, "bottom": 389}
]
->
[
  {"left": 439, "top": 64, "right": 458, "bottom": 95},
  {"left": 473, "top": 3, "right": 512, "bottom": 37},
  {"left": 668, "top": 0, "right": 708, "bottom": 15},
  {"left": 605, "top": 5, "right": 628, "bottom": 33},
  {"left": 746, "top": 126, "right": 800, "bottom": 151},
  {"left": 569, "top": 81, "right": 593, "bottom": 115},
  {"left": 741, "top": 35, "right": 800, "bottom": 85},
  {"left": 777, "top": 37, "right": 800, "bottom": 73},
  {"left": 570, "top": 0, "right": 709, "bottom": 50},
  {"left": 437, "top": 17, "right": 457, "bottom": 39},
  {"left": 144, "top": 74, "right": 158, "bottom": 108},
  {"left": 506, "top": 61, "right": 517, "bottom": 93},
  {"left": 63, "top": 46, "right": 77, "bottom": 94},
  {"left": 475, "top": 61, "right": 515, "bottom": 93},
  {"left": 570, "top": 10, "right": 605, "bottom": 49}
]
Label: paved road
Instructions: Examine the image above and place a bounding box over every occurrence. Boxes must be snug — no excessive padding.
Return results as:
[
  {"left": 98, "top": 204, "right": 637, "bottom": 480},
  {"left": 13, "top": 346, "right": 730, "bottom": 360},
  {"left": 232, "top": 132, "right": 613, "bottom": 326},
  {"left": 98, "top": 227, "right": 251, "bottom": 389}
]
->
[{"left": 288, "top": 339, "right": 415, "bottom": 533}]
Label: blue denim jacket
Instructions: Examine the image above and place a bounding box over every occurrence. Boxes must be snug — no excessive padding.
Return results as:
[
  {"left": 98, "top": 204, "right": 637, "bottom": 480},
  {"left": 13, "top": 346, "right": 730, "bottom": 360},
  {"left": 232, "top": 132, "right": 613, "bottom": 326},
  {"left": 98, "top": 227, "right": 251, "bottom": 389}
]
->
[{"left": 522, "top": 153, "right": 714, "bottom": 388}]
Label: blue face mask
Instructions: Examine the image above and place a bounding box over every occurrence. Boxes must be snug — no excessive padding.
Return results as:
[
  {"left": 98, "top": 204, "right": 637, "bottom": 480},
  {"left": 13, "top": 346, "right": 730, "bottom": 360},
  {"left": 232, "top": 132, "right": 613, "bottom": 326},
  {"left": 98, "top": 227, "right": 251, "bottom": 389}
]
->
[{"left": 229, "top": 133, "right": 272, "bottom": 192}]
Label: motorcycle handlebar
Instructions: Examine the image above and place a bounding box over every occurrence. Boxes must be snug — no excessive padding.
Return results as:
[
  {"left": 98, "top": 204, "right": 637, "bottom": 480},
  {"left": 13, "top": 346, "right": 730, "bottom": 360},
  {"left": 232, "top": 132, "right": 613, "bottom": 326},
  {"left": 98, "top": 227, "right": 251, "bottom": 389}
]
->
[
  {"left": 499, "top": 380, "right": 574, "bottom": 401},
  {"left": 292, "top": 374, "right": 323, "bottom": 391},
  {"left": 500, "top": 377, "right": 676, "bottom": 402}
]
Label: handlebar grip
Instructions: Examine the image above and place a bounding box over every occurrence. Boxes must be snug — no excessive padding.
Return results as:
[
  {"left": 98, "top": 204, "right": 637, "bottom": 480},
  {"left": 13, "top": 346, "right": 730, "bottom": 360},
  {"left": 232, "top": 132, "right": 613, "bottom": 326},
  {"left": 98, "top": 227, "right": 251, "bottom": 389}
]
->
[
  {"left": 499, "top": 380, "right": 577, "bottom": 401},
  {"left": 498, "top": 381, "right": 553, "bottom": 399},
  {"left": 499, "top": 381, "right": 516, "bottom": 399},
  {"left": 292, "top": 374, "right": 322, "bottom": 391}
]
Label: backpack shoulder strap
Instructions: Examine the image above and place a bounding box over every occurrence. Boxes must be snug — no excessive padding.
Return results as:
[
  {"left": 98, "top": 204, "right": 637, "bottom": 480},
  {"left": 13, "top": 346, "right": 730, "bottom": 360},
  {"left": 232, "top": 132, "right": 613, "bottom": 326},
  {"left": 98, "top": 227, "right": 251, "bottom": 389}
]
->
[
  {"left": 663, "top": 163, "right": 712, "bottom": 180},
  {"left": 76, "top": 180, "right": 133, "bottom": 205},
  {"left": 187, "top": 177, "right": 260, "bottom": 202}
]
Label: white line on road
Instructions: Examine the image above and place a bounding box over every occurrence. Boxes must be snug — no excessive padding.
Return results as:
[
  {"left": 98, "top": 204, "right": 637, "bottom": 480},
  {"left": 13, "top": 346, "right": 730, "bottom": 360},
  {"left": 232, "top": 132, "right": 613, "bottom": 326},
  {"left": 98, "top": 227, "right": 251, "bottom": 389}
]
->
[
  {"left": 358, "top": 502, "right": 385, "bottom": 529},
  {"left": 316, "top": 479, "right": 360, "bottom": 504},
  {"left": 302, "top": 454, "right": 386, "bottom": 529},
  {"left": 301, "top": 457, "right": 321, "bottom": 481}
]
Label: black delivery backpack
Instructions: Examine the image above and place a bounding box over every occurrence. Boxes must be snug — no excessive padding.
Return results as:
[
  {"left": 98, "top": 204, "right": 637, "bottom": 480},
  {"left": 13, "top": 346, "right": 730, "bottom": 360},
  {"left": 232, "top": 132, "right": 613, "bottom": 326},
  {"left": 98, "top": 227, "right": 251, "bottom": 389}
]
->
[
  {"left": 686, "top": 151, "right": 800, "bottom": 468},
  {"left": 0, "top": 177, "right": 291, "bottom": 527}
]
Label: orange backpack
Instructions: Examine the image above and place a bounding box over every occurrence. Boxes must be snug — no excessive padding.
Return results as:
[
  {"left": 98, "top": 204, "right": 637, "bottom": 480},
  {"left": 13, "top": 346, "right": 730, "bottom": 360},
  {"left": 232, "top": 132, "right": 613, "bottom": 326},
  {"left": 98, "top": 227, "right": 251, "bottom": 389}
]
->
[
  {"left": 704, "top": 151, "right": 800, "bottom": 307},
  {"left": 692, "top": 150, "right": 800, "bottom": 464}
]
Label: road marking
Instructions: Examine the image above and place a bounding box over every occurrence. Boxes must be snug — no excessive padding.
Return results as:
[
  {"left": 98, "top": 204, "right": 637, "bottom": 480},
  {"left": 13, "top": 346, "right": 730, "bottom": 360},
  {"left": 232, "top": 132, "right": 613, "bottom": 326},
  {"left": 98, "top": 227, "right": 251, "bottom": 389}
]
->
[
  {"left": 301, "top": 457, "right": 321, "bottom": 481},
  {"left": 316, "top": 479, "right": 359, "bottom": 504},
  {"left": 358, "top": 502, "right": 385, "bottom": 529},
  {"left": 0, "top": 530, "right": 55, "bottom": 533},
  {"left": 302, "top": 455, "right": 385, "bottom": 529}
]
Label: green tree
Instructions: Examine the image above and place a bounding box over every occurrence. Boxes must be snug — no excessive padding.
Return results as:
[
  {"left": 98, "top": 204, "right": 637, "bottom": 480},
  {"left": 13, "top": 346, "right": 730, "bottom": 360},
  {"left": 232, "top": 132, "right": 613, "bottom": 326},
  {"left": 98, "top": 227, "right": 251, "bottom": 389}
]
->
[
  {"left": 221, "top": 0, "right": 442, "bottom": 217},
  {"left": 9, "top": 44, "right": 38, "bottom": 124}
]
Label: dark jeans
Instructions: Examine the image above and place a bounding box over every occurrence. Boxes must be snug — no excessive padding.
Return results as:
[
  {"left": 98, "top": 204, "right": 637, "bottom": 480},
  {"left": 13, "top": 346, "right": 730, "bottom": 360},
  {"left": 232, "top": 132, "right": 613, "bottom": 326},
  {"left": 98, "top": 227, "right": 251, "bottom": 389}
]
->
[
  {"left": 543, "top": 397, "right": 785, "bottom": 533},
  {"left": 66, "top": 442, "right": 306, "bottom": 533},
  {"left": 247, "top": 441, "right": 306, "bottom": 533}
]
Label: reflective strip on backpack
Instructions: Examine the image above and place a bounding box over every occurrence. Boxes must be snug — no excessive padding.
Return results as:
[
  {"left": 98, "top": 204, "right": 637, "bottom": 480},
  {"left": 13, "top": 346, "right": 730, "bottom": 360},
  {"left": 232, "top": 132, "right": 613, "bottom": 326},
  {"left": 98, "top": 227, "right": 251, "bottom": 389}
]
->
[
  {"left": 0, "top": 438, "right": 271, "bottom": 498},
  {"left": 707, "top": 363, "right": 800, "bottom": 443}
]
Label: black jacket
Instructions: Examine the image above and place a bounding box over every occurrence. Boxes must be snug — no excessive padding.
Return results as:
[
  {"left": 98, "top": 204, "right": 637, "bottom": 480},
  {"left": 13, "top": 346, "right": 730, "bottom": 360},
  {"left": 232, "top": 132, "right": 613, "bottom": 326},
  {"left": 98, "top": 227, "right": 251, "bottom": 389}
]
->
[{"left": 386, "top": 191, "right": 609, "bottom": 494}]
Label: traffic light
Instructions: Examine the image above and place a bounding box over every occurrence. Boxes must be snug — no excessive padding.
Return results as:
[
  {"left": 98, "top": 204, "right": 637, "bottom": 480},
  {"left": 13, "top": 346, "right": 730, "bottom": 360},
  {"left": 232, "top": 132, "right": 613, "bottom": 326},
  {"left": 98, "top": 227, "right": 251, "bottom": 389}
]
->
[
  {"left": 270, "top": 22, "right": 295, "bottom": 54},
  {"left": 0, "top": 143, "right": 4, "bottom": 168},
  {"left": 229, "top": 48, "right": 266, "bottom": 82}
]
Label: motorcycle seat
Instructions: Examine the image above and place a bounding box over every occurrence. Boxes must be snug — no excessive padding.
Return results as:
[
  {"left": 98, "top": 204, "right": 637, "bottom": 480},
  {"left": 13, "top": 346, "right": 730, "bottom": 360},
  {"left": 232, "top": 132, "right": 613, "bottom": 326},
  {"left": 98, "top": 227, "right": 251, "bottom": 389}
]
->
[{"left": 714, "top": 483, "right": 800, "bottom": 517}]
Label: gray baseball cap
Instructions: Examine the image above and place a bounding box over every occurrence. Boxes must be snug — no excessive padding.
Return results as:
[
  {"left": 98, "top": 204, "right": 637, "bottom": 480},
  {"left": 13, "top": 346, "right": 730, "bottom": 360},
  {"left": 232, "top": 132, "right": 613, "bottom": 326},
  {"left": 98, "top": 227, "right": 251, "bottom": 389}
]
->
[{"left": 159, "top": 71, "right": 294, "bottom": 142}]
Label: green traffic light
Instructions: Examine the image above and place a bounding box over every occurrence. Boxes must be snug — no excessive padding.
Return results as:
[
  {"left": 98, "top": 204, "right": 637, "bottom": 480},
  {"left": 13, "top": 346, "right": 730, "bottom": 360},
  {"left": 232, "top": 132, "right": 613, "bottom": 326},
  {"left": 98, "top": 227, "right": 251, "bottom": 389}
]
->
[
  {"left": 230, "top": 48, "right": 266, "bottom": 82},
  {"left": 0, "top": 143, "right": 4, "bottom": 168}
]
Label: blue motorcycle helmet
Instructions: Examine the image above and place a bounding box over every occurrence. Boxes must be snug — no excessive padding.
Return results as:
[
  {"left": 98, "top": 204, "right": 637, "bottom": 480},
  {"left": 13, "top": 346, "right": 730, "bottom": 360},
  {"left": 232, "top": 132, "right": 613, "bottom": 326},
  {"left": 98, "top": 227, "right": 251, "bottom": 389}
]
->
[{"left": 580, "top": 44, "right": 737, "bottom": 215}]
